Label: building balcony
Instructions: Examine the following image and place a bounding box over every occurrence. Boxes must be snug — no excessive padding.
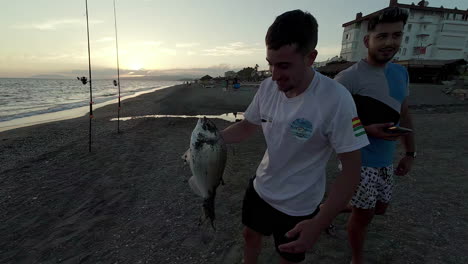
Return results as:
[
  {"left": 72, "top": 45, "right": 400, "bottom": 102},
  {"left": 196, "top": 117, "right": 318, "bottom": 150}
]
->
[
  {"left": 433, "top": 44, "right": 464, "bottom": 50},
  {"left": 441, "top": 19, "right": 468, "bottom": 25},
  {"left": 413, "top": 46, "right": 429, "bottom": 56},
  {"left": 439, "top": 31, "right": 468, "bottom": 38},
  {"left": 341, "top": 39, "right": 358, "bottom": 44},
  {"left": 416, "top": 33, "right": 430, "bottom": 38},
  {"left": 417, "top": 16, "right": 435, "bottom": 24}
]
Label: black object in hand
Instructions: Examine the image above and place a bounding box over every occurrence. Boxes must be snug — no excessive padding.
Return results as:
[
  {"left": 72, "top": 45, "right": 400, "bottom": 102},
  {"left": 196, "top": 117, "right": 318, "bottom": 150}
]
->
[{"left": 384, "top": 126, "right": 413, "bottom": 134}]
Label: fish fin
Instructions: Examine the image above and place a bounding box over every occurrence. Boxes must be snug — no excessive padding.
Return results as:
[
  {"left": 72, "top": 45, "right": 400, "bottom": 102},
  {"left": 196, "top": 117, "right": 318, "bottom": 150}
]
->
[
  {"left": 220, "top": 177, "right": 225, "bottom": 186},
  {"left": 181, "top": 148, "right": 191, "bottom": 164},
  {"left": 188, "top": 176, "right": 203, "bottom": 197},
  {"left": 203, "top": 190, "right": 217, "bottom": 231},
  {"left": 197, "top": 207, "right": 211, "bottom": 228}
]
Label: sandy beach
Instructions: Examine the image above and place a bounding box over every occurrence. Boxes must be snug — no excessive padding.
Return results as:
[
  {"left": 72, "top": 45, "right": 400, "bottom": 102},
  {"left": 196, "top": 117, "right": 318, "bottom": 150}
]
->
[{"left": 1, "top": 82, "right": 468, "bottom": 264}]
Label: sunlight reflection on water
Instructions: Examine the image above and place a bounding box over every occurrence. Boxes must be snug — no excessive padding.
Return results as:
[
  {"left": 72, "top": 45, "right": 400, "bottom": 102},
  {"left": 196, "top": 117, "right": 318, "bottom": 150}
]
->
[{"left": 110, "top": 112, "right": 244, "bottom": 123}]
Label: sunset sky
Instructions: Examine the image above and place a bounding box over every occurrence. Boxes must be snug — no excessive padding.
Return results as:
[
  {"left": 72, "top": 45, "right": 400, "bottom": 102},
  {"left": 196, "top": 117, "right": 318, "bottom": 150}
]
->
[{"left": 1, "top": 0, "right": 466, "bottom": 78}]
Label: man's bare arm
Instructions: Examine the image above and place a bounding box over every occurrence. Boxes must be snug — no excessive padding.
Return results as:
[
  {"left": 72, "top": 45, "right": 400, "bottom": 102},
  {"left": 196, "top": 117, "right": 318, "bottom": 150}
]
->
[
  {"left": 220, "top": 119, "right": 260, "bottom": 144},
  {"left": 399, "top": 99, "right": 415, "bottom": 152},
  {"left": 395, "top": 99, "right": 416, "bottom": 176},
  {"left": 316, "top": 149, "right": 362, "bottom": 227}
]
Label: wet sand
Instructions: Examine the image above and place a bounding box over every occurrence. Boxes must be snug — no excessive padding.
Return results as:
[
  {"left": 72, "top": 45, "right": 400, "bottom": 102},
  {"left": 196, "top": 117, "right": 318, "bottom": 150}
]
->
[{"left": 0, "top": 82, "right": 467, "bottom": 264}]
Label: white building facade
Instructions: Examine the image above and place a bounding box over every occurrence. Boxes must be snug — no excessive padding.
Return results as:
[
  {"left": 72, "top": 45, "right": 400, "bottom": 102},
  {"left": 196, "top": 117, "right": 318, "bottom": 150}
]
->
[{"left": 340, "top": 0, "right": 468, "bottom": 62}]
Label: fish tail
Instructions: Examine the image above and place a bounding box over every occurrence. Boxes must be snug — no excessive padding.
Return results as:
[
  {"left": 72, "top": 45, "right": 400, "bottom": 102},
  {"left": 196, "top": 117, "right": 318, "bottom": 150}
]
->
[{"left": 203, "top": 189, "right": 217, "bottom": 230}]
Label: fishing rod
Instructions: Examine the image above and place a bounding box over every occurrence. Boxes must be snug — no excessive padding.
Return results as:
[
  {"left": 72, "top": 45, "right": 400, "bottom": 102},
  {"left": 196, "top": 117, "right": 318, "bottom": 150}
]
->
[
  {"left": 113, "top": 0, "right": 121, "bottom": 133},
  {"left": 85, "top": 0, "right": 93, "bottom": 152}
]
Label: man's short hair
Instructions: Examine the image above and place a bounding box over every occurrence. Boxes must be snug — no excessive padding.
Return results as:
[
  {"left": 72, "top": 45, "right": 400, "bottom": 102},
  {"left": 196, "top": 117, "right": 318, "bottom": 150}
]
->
[
  {"left": 265, "top": 10, "right": 318, "bottom": 55},
  {"left": 368, "top": 7, "right": 409, "bottom": 32}
]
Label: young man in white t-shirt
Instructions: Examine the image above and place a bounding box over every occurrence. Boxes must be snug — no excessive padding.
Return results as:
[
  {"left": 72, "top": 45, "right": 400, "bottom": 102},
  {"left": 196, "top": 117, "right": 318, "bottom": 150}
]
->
[{"left": 220, "top": 10, "right": 369, "bottom": 264}]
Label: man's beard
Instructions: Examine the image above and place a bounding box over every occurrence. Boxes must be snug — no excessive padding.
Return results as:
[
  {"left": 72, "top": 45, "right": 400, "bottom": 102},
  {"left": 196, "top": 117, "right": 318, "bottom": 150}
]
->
[{"left": 369, "top": 47, "right": 398, "bottom": 64}]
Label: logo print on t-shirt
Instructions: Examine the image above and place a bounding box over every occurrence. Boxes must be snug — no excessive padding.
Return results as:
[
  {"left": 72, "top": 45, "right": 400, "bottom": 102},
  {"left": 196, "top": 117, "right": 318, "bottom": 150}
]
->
[{"left": 290, "top": 118, "right": 313, "bottom": 140}]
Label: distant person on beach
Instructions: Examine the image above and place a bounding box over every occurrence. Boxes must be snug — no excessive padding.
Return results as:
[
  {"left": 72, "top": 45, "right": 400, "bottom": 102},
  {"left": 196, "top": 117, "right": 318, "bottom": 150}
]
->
[
  {"left": 220, "top": 10, "right": 369, "bottom": 264},
  {"left": 233, "top": 77, "right": 240, "bottom": 90},
  {"left": 334, "top": 7, "right": 416, "bottom": 264}
]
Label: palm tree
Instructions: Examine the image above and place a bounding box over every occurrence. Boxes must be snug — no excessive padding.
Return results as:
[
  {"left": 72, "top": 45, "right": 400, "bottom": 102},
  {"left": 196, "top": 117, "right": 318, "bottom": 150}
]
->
[{"left": 254, "top": 64, "right": 260, "bottom": 81}]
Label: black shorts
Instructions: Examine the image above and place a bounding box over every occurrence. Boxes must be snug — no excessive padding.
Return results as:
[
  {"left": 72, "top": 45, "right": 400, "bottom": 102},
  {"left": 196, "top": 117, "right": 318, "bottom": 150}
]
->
[{"left": 242, "top": 178, "right": 320, "bottom": 263}]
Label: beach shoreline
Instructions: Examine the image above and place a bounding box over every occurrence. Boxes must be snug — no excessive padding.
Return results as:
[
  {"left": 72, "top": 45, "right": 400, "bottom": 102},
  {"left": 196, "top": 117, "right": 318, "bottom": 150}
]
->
[{"left": 0, "top": 84, "right": 182, "bottom": 133}]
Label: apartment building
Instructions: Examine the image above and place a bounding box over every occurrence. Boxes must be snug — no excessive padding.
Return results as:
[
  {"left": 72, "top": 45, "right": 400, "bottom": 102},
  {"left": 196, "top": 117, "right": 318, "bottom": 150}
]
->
[{"left": 340, "top": 0, "right": 468, "bottom": 62}]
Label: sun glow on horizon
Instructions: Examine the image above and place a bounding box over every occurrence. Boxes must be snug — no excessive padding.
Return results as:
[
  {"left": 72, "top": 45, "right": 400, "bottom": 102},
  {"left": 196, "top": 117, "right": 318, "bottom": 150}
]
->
[{"left": 127, "top": 61, "right": 144, "bottom": 71}]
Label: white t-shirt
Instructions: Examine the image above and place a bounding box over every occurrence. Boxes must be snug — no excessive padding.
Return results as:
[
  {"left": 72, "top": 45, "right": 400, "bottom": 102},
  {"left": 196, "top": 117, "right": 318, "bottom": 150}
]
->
[{"left": 244, "top": 71, "right": 369, "bottom": 216}]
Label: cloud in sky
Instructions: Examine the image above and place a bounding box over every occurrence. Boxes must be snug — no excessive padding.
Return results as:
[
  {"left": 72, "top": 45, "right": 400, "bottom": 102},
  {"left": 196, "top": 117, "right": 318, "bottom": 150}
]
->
[
  {"left": 175, "top": 43, "right": 200, "bottom": 48},
  {"left": 2, "top": 52, "right": 87, "bottom": 64},
  {"left": 14, "top": 19, "right": 103, "bottom": 31},
  {"left": 161, "top": 49, "right": 177, "bottom": 56},
  {"left": 57, "top": 63, "right": 238, "bottom": 79},
  {"left": 229, "top": 42, "right": 245, "bottom": 48},
  {"left": 202, "top": 42, "right": 263, "bottom": 56},
  {"left": 96, "top": 37, "right": 115, "bottom": 43},
  {"left": 129, "top": 41, "right": 163, "bottom": 47}
]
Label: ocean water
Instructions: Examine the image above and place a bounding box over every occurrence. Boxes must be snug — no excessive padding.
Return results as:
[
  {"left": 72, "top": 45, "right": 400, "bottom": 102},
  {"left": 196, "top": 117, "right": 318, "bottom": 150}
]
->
[{"left": 0, "top": 78, "right": 181, "bottom": 122}]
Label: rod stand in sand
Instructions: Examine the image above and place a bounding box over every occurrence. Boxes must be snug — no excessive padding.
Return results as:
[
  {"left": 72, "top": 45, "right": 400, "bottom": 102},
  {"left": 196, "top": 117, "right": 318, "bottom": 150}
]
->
[
  {"left": 77, "top": 75, "right": 93, "bottom": 152},
  {"left": 113, "top": 0, "right": 121, "bottom": 134},
  {"left": 113, "top": 80, "right": 121, "bottom": 133},
  {"left": 85, "top": 0, "right": 93, "bottom": 152}
]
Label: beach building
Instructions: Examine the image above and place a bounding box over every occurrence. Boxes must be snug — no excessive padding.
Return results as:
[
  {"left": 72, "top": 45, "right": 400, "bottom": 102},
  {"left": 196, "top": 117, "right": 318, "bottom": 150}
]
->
[
  {"left": 340, "top": 0, "right": 468, "bottom": 62},
  {"left": 199, "top": 75, "right": 215, "bottom": 88},
  {"left": 224, "top": 71, "right": 237, "bottom": 78},
  {"left": 313, "top": 56, "right": 346, "bottom": 68}
]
